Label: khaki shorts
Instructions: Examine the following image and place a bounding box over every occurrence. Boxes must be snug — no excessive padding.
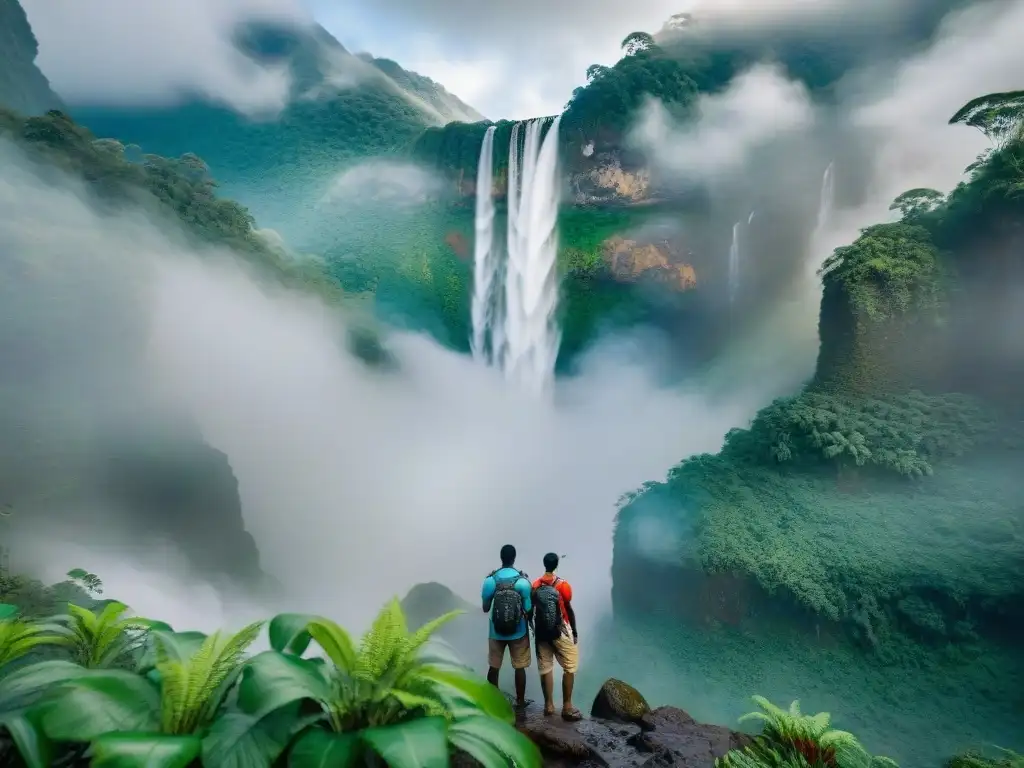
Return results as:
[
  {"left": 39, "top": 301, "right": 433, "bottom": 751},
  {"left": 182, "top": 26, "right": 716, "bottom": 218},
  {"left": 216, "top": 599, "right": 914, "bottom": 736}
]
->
[
  {"left": 488, "top": 635, "right": 532, "bottom": 670},
  {"left": 537, "top": 629, "right": 578, "bottom": 675}
]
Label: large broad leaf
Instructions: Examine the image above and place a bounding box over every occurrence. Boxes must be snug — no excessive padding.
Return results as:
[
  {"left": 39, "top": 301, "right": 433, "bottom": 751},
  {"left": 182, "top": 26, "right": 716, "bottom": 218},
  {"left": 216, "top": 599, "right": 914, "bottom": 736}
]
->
[
  {"left": 267, "top": 614, "right": 317, "bottom": 656},
  {"left": 238, "top": 651, "right": 332, "bottom": 716},
  {"left": 449, "top": 715, "right": 542, "bottom": 768},
  {"left": 305, "top": 619, "right": 357, "bottom": 673},
  {"left": 422, "top": 667, "right": 514, "bottom": 722},
  {"left": 203, "top": 703, "right": 322, "bottom": 768},
  {"left": 39, "top": 669, "right": 160, "bottom": 741},
  {"left": 2, "top": 711, "right": 50, "bottom": 768},
  {"left": 0, "top": 660, "right": 84, "bottom": 712},
  {"left": 0, "top": 604, "right": 18, "bottom": 620},
  {"left": 138, "top": 630, "right": 208, "bottom": 673},
  {"left": 361, "top": 717, "right": 449, "bottom": 768},
  {"left": 288, "top": 728, "right": 360, "bottom": 768},
  {"left": 89, "top": 732, "right": 201, "bottom": 768}
]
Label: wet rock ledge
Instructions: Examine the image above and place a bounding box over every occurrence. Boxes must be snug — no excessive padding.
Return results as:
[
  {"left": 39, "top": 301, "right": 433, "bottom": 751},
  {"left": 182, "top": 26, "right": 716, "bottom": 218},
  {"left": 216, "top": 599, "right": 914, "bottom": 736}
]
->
[{"left": 476, "top": 678, "right": 754, "bottom": 768}]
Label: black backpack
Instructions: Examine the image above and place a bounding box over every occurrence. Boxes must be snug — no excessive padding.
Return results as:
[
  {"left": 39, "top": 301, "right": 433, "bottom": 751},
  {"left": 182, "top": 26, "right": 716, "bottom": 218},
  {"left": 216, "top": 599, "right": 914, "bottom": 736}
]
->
[
  {"left": 490, "top": 570, "right": 526, "bottom": 636},
  {"left": 533, "top": 577, "right": 563, "bottom": 642}
]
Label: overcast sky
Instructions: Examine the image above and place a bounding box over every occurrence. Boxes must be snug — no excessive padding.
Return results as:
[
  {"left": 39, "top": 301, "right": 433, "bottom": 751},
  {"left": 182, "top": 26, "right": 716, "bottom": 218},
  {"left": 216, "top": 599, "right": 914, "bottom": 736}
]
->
[{"left": 20, "top": 0, "right": 1022, "bottom": 120}]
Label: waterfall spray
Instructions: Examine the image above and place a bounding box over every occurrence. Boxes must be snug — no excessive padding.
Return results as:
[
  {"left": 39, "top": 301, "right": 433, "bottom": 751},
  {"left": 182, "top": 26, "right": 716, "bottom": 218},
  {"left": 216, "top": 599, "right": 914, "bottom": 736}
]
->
[{"left": 470, "top": 126, "right": 497, "bottom": 362}]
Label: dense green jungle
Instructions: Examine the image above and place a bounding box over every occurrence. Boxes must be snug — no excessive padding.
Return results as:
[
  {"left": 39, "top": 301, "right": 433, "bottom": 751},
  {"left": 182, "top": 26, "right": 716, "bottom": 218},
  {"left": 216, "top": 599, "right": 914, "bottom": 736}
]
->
[{"left": 1, "top": 0, "right": 1023, "bottom": 766}]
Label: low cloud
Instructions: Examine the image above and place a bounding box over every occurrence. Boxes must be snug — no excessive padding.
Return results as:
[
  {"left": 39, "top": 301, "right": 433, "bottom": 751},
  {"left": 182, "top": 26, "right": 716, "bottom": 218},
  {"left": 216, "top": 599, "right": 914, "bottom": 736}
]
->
[
  {"left": 318, "top": 161, "right": 445, "bottom": 207},
  {"left": 850, "top": 0, "right": 1024, "bottom": 211},
  {"left": 631, "top": 63, "right": 815, "bottom": 181},
  {"left": 316, "top": 0, "right": 964, "bottom": 119},
  {"left": 2, "top": 139, "right": 771, "bottom": 640},
  {"left": 23, "top": 0, "right": 310, "bottom": 114}
]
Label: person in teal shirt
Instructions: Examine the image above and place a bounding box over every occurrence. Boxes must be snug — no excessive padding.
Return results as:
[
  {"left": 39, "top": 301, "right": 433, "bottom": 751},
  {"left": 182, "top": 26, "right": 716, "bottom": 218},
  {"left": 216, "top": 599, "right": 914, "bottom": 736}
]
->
[{"left": 481, "top": 544, "right": 532, "bottom": 707}]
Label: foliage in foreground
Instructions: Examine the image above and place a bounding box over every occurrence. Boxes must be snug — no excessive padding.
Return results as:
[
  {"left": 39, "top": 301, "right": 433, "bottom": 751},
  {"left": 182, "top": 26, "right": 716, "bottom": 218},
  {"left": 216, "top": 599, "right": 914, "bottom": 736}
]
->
[
  {"left": 0, "top": 594, "right": 540, "bottom": 767},
  {"left": 718, "top": 696, "right": 898, "bottom": 768}
]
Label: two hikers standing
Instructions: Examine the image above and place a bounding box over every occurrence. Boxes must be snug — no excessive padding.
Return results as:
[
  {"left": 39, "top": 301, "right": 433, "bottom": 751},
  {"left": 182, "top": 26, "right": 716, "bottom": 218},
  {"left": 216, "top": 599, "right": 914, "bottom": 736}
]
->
[{"left": 480, "top": 544, "right": 581, "bottom": 720}]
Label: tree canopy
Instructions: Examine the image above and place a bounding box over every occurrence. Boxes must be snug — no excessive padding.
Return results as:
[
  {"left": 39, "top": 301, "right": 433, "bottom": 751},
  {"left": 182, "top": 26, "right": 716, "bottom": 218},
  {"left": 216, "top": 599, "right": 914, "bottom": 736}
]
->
[{"left": 948, "top": 89, "right": 1024, "bottom": 148}]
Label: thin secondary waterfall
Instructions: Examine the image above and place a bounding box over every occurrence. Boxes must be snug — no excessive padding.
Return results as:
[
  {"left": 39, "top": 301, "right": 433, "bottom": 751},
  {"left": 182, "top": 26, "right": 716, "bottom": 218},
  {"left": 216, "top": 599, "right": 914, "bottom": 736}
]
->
[
  {"left": 470, "top": 116, "right": 562, "bottom": 395},
  {"left": 727, "top": 221, "right": 741, "bottom": 304},
  {"left": 470, "top": 125, "right": 497, "bottom": 362},
  {"left": 816, "top": 161, "right": 835, "bottom": 233}
]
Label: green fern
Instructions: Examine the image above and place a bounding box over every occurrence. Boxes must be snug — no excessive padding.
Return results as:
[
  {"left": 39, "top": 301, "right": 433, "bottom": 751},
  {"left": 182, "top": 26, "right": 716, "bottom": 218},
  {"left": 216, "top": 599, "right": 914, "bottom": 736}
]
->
[
  {"left": 156, "top": 620, "right": 263, "bottom": 734},
  {"left": 57, "top": 602, "right": 156, "bottom": 669},
  {"left": 736, "top": 696, "right": 898, "bottom": 768},
  {"left": 251, "top": 599, "right": 540, "bottom": 766},
  {"left": 265, "top": 599, "right": 464, "bottom": 732}
]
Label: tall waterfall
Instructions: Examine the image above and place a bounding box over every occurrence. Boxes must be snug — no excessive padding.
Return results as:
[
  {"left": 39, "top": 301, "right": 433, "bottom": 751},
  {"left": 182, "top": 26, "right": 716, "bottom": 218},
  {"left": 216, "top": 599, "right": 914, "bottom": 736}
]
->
[
  {"left": 470, "top": 125, "right": 497, "bottom": 362},
  {"left": 728, "top": 221, "right": 741, "bottom": 304},
  {"left": 470, "top": 117, "right": 562, "bottom": 395},
  {"left": 815, "top": 161, "right": 835, "bottom": 233}
]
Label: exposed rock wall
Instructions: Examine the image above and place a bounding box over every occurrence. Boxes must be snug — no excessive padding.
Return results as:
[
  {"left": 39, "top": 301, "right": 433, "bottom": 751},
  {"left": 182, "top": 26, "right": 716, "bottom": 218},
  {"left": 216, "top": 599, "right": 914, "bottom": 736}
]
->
[
  {"left": 0, "top": 0, "right": 63, "bottom": 115},
  {"left": 602, "top": 236, "right": 697, "bottom": 291}
]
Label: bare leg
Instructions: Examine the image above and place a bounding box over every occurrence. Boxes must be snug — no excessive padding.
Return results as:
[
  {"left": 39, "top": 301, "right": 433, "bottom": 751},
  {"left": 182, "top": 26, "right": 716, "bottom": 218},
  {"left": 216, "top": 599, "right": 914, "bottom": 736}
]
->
[
  {"left": 561, "top": 672, "right": 576, "bottom": 715},
  {"left": 540, "top": 672, "right": 555, "bottom": 715},
  {"left": 514, "top": 668, "right": 527, "bottom": 706},
  {"left": 487, "top": 666, "right": 500, "bottom": 688}
]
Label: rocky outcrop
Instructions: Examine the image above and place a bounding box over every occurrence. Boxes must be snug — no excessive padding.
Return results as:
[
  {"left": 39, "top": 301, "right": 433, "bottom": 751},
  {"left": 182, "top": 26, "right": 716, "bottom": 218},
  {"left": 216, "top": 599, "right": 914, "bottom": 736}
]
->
[
  {"left": 512, "top": 682, "right": 753, "bottom": 767},
  {"left": 571, "top": 154, "right": 651, "bottom": 205},
  {"left": 602, "top": 236, "right": 697, "bottom": 291},
  {"left": 591, "top": 679, "right": 651, "bottom": 724}
]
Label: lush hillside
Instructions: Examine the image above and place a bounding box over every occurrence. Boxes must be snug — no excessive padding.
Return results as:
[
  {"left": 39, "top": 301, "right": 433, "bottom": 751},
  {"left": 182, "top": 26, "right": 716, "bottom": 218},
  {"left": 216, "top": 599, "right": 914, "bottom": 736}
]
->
[
  {"left": 361, "top": 53, "right": 485, "bottom": 124},
  {"left": 70, "top": 20, "right": 481, "bottom": 198},
  {"left": 610, "top": 89, "right": 1024, "bottom": 765},
  {"left": 0, "top": 108, "right": 341, "bottom": 299},
  {"left": 0, "top": 0, "right": 61, "bottom": 115}
]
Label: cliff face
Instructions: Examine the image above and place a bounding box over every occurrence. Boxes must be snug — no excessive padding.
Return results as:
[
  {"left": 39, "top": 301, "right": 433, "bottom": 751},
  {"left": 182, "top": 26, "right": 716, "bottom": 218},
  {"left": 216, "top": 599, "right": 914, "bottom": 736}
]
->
[
  {"left": 0, "top": 0, "right": 62, "bottom": 115},
  {"left": 99, "top": 428, "right": 262, "bottom": 582}
]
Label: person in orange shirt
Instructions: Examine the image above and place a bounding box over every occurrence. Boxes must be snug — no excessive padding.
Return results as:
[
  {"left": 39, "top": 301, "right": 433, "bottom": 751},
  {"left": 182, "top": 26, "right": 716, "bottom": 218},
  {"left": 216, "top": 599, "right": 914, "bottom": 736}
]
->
[{"left": 531, "top": 552, "right": 581, "bottom": 720}]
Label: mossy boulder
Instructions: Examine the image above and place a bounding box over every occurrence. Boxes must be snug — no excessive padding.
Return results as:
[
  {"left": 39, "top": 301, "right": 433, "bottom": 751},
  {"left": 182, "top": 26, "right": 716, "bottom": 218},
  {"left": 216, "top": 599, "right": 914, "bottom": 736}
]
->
[{"left": 590, "top": 678, "right": 651, "bottom": 723}]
